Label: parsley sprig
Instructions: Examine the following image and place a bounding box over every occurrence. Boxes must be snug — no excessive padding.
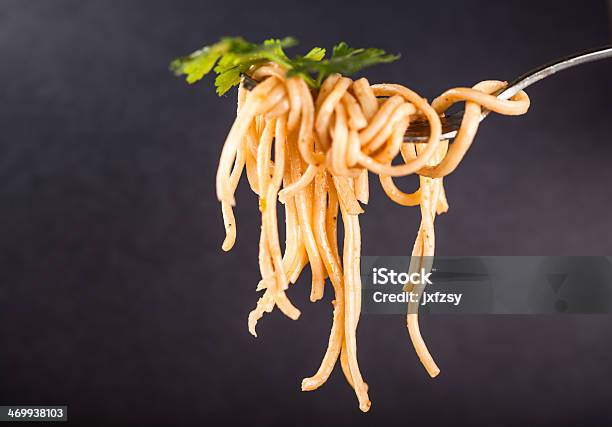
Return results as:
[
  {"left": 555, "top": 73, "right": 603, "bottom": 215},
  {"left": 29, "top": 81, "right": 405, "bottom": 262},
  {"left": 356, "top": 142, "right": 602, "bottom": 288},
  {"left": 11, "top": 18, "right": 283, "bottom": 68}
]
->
[{"left": 170, "top": 37, "right": 400, "bottom": 95}]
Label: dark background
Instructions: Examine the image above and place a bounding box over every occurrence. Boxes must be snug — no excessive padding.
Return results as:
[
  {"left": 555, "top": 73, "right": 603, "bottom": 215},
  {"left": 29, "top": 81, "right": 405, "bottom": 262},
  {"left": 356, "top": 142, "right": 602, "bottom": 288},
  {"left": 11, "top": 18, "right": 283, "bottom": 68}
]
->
[{"left": 1, "top": 1, "right": 612, "bottom": 425}]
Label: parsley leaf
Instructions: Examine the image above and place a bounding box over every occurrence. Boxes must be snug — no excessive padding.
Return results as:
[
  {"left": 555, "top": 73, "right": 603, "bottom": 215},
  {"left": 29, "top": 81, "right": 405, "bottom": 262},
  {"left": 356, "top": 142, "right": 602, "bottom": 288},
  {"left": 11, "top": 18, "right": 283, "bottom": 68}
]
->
[
  {"left": 329, "top": 42, "right": 400, "bottom": 74},
  {"left": 170, "top": 37, "right": 253, "bottom": 84},
  {"left": 170, "top": 37, "right": 399, "bottom": 95},
  {"left": 171, "top": 37, "right": 296, "bottom": 94},
  {"left": 212, "top": 38, "right": 297, "bottom": 95},
  {"left": 303, "top": 47, "right": 326, "bottom": 61},
  {"left": 288, "top": 42, "right": 400, "bottom": 86}
]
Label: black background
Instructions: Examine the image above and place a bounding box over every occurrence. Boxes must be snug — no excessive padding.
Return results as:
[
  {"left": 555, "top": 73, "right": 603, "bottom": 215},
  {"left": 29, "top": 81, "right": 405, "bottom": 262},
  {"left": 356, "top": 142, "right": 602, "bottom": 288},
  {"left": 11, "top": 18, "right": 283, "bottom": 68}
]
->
[{"left": 1, "top": 1, "right": 612, "bottom": 426}]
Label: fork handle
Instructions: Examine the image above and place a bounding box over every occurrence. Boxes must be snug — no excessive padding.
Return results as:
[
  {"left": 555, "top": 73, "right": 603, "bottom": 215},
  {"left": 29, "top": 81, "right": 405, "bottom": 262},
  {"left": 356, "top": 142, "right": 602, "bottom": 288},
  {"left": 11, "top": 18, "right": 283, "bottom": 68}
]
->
[{"left": 497, "top": 44, "right": 612, "bottom": 100}]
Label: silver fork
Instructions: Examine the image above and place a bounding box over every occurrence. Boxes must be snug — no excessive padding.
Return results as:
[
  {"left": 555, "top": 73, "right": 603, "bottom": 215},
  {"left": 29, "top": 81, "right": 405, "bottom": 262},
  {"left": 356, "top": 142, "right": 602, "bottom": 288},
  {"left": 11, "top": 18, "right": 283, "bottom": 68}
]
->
[
  {"left": 403, "top": 44, "right": 612, "bottom": 142},
  {"left": 242, "top": 45, "right": 612, "bottom": 142}
]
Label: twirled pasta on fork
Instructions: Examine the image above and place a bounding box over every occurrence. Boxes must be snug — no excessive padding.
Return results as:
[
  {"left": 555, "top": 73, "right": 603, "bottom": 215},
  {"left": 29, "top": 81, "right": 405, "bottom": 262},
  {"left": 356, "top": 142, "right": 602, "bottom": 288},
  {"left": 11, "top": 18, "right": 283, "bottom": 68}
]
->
[{"left": 172, "top": 37, "right": 529, "bottom": 412}]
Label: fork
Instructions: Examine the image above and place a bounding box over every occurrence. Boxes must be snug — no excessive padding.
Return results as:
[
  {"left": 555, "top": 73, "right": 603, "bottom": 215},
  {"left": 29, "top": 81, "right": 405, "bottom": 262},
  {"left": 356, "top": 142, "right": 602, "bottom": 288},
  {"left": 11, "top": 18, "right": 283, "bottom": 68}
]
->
[
  {"left": 403, "top": 44, "right": 612, "bottom": 141},
  {"left": 242, "top": 45, "right": 612, "bottom": 142}
]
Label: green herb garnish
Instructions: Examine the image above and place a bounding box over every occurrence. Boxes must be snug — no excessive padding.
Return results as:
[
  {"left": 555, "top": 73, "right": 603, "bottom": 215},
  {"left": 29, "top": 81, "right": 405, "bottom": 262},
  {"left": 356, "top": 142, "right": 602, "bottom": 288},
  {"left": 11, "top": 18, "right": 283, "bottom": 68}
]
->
[{"left": 170, "top": 37, "right": 400, "bottom": 95}]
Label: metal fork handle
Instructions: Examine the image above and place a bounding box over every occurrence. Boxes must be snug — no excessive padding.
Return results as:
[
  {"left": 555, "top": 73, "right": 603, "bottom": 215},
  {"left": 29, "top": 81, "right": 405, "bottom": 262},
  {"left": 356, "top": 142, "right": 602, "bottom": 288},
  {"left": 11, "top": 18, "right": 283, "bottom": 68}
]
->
[
  {"left": 498, "top": 44, "right": 612, "bottom": 101},
  {"left": 404, "top": 44, "right": 612, "bottom": 141}
]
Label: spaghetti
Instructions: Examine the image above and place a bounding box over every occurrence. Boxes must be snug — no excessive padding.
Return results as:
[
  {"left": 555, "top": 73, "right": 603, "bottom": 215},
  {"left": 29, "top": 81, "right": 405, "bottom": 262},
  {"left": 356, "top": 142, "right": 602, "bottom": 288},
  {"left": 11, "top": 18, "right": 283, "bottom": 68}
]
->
[{"left": 215, "top": 64, "right": 529, "bottom": 412}]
